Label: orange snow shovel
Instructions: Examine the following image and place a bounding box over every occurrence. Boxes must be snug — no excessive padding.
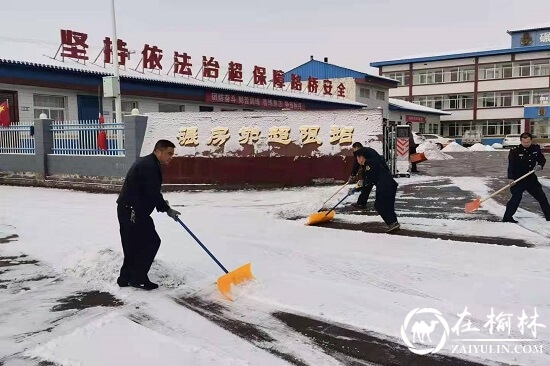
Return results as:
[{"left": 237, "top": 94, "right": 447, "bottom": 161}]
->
[
  {"left": 305, "top": 182, "right": 348, "bottom": 225},
  {"left": 465, "top": 169, "right": 536, "bottom": 213},
  {"left": 410, "top": 152, "right": 427, "bottom": 163},
  {"left": 306, "top": 191, "right": 353, "bottom": 225},
  {"left": 176, "top": 217, "right": 253, "bottom": 300}
]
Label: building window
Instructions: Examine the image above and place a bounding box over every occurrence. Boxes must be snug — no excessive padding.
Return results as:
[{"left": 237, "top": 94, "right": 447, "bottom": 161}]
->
[
  {"left": 376, "top": 91, "right": 385, "bottom": 100},
  {"left": 359, "top": 87, "right": 370, "bottom": 98},
  {"left": 383, "top": 72, "right": 410, "bottom": 86},
  {"left": 112, "top": 100, "right": 139, "bottom": 115},
  {"left": 33, "top": 94, "right": 66, "bottom": 121},
  {"left": 516, "top": 91, "right": 531, "bottom": 106},
  {"left": 533, "top": 90, "right": 550, "bottom": 104},
  {"left": 159, "top": 103, "right": 185, "bottom": 112}
]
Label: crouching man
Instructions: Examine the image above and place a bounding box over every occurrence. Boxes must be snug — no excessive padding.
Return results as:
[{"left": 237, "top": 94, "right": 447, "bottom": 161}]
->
[{"left": 350, "top": 147, "right": 400, "bottom": 233}]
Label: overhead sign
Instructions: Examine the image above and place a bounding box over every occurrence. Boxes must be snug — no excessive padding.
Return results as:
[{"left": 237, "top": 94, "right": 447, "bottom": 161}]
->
[
  {"left": 406, "top": 115, "right": 426, "bottom": 123},
  {"left": 55, "top": 29, "right": 347, "bottom": 99}
]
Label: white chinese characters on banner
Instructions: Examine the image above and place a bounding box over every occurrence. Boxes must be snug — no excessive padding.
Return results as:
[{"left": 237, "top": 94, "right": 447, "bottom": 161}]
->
[
  {"left": 176, "top": 125, "right": 355, "bottom": 147},
  {"left": 540, "top": 32, "right": 550, "bottom": 43}
]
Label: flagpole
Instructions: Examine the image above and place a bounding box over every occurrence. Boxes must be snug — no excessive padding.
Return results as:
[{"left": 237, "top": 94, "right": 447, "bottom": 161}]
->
[{"left": 110, "top": 0, "right": 122, "bottom": 125}]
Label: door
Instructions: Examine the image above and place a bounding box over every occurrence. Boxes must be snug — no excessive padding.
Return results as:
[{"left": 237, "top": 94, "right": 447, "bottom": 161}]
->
[
  {"left": 0, "top": 90, "right": 19, "bottom": 122},
  {"left": 77, "top": 95, "right": 101, "bottom": 153}
]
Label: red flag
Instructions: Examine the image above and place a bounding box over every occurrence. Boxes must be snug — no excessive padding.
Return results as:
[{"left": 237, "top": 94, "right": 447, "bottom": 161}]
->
[
  {"left": 0, "top": 101, "right": 10, "bottom": 127},
  {"left": 97, "top": 113, "right": 108, "bottom": 150}
]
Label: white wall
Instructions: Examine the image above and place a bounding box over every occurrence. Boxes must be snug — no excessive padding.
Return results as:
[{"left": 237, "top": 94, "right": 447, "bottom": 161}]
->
[
  {"left": 413, "top": 58, "right": 476, "bottom": 70},
  {"left": 515, "top": 51, "right": 550, "bottom": 61},
  {"left": 476, "top": 108, "right": 524, "bottom": 120},
  {"left": 477, "top": 77, "right": 550, "bottom": 92},
  {"left": 0, "top": 83, "right": 80, "bottom": 122},
  {"left": 478, "top": 55, "right": 512, "bottom": 64},
  {"left": 380, "top": 64, "right": 409, "bottom": 72},
  {"left": 412, "top": 82, "right": 475, "bottom": 95},
  {"left": 389, "top": 87, "right": 409, "bottom": 98},
  {"left": 440, "top": 110, "right": 473, "bottom": 121}
]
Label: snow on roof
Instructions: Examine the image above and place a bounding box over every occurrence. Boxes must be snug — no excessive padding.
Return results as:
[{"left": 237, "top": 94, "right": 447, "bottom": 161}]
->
[
  {"left": 388, "top": 98, "right": 452, "bottom": 115},
  {"left": 507, "top": 22, "right": 550, "bottom": 34},
  {"left": 0, "top": 39, "right": 367, "bottom": 107}
]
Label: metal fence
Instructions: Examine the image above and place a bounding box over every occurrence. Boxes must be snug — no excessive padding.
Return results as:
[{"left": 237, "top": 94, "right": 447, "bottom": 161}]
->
[
  {"left": 50, "top": 120, "right": 125, "bottom": 156},
  {"left": 0, "top": 121, "right": 35, "bottom": 154}
]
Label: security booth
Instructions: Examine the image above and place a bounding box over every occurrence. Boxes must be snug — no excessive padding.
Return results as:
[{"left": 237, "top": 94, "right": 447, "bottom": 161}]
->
[
  {"left": 524, "top": 103, "right": 550, "bottom": 152},
  {"left": 383, "top": 119, "right": 411, "bottom": 177}
]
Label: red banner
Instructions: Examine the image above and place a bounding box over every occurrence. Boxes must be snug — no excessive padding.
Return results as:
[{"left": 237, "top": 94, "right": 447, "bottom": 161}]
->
[
  {"left": 406, "top": 115, "right": 426, "bottom": 123},
  {"left": 205, "top": 92, "right": 306, "bottom": 110}
]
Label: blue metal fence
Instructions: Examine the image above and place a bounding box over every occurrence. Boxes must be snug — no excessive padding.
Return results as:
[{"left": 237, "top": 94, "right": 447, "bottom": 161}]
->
[
  {"left": 50, "top": 120, "right": 125, "bottom": 156},
  {"left": 0, "top": 121, "right": 35, "bottom": 154}
]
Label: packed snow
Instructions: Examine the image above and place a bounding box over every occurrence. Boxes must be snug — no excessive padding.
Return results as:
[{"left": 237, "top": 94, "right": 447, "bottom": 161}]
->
[
  {"left": 416, "top": 141, "right": 453, "bottom": 160},
  {"left": 442, "top": 142, "right": 469, "bottom": 152},
  {"left": 1, "top": 180, "right": 550, "bottom": 365},
  {"left": 492, "top": 143, "right": 504, "bottom": 149}
]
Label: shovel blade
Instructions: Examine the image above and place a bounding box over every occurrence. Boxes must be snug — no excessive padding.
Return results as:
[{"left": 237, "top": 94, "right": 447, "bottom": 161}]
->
[
  {"left": 465, "top": 198, "right": 481, "bottom": 213},
  {"left": 306, "top": 210, "right": 335, "bottom": 226},
  {"left": 410, "top": 152, "right": 427, "bottom": 163},
  {"left": 217, "top": 263, "right": 254, "bottom": 301}
]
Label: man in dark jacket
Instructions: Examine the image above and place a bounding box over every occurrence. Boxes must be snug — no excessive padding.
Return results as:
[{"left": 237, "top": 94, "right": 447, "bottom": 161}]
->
[
  {"left": 348, "top": 142, "right": 372, "bottom": 209},
  {"left": 350, "top": 147, "right": 400, "bottom": 232},
  {"left": 116, "top": 139, "right": 181, "bottom": 290},
  {"left": 503, "top": 132, "right": 550, "bottom": 223}
]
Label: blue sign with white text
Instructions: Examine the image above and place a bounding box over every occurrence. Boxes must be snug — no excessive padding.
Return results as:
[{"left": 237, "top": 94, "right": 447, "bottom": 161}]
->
[
  {"left": 524, "top": 106, "right": 550, "bottom": 118},
  {"left": 511, "top": 29, "right": 550, "bottom": 48}
]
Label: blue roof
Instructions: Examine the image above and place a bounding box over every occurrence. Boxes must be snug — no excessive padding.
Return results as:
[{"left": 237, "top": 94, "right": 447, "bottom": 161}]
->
[
  {"left": 284, "top": 59, "right": 396, "bottom": 85},
  {"left": 370, "top": 44, "right": 550, "bottom": 67}
]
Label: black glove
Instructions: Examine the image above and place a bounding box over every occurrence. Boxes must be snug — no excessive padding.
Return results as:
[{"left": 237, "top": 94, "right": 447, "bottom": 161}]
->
[
  {"left": 534, "top": 164, "right": 543, "bottom": 171},
  {"left": 167, "top": 207, "right": 181, "bottom": 221}
]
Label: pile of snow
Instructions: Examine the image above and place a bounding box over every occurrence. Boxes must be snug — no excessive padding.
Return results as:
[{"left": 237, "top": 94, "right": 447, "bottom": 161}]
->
[
  {"left": 441, "top": 142, "right": 468, "bottom": 152},
  {"left": 468, "top": 143, "right": 495, "bottom": 151},
  {"left": 492, "top": 143, "right": 503, "bottom": 149},
  {"left": 417, "top": 141, "right": 453, "bottom": 160}
]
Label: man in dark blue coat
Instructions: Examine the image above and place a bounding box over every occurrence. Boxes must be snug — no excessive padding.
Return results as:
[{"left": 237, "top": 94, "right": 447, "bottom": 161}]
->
[
  {"left": 116, "top": 139, "right": 181, "bottom": 290},
  {"left": 350, "top": 147, "right": 400, "bottom": 232},
  {"left": 348, "top": 142, "right": 372, "bottom": 209},
  {"left": 503, "top": 132, "right": 550, "bottom": 223}
]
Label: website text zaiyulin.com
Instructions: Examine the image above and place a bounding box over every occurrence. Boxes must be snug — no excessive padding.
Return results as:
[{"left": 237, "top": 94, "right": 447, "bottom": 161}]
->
[{"left": 451, "top": 344, "right": 544, "bottom": 354}]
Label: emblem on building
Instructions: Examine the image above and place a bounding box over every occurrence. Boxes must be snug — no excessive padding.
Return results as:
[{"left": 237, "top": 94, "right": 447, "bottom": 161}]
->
[
  {"left": 520, "top": 32, "right": 533, "bottom": 46},
  {"left": 538, "top": 107, "right": 546, "bottom": 117}
]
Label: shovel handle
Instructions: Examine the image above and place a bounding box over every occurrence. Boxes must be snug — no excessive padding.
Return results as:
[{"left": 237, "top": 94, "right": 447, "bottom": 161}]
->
[
  {"left": 479, "top": 170, "right": 536, "bottom": 204},
  {"left": 318, "top": 181, "right": 349, "bottom": 212},
  {"left": 325, "top": 192, "right": 352, "bottom": 217},
  {"left": 176, "top": 217, "right": 229, "bottom": 274}
]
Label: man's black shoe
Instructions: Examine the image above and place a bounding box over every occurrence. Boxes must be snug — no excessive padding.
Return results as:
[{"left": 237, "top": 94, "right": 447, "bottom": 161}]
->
[
  {"left": 502, "top": 218, "right": 518, "bottom": 223},
  {"left": 129, "top": 280, "right": 159, "bottom": 290},
  {"left": 116, "top": 277, "right": 129, "bottom": 287}
]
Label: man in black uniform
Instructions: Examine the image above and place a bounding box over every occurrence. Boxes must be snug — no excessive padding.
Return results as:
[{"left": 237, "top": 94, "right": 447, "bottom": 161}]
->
[
  {"left": 503, "top": 132, "right": 550, "bottom": 223},
  {"left": 348, "top": 142, "right": 372, "bottom": 209},
  {"left": 116, "top": 139, "right": 181, "bottom": 290},
  {"left": 350, "top": 147, "right": 400, "bottom": 232}
]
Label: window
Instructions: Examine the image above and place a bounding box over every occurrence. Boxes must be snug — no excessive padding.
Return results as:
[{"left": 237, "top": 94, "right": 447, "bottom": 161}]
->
[
  {"left": 376, "top": 91, "right": 385, "bottom": 100},
  {"left": 502, "top": 63, "right": 513, "bottom": 78},
  {"left": 112, "top": 100, "right": 139, "bottom": 114},
  {"left": 33, "top": 94, "right": 66, "bottom": 121},
  {"left": 516, "top": 91, "right": 531, "bottom": 105},
  {"left": 479, "top": 92, "right": 496, "bottom": 108},
  {"left": 517, "top": 62, "right": 531, "bottom": 77},
  {"left": 383, "top": 72, "right": 410, "bottom": 86},
  {"left": 158, "top": 103, "right": 185, "bottom": 112},
  {"left": 199, "top": 106, "right": 214, "bottom": 112},
  {"left": 533, "top": 90, "right": 550, "bottom": 104},
  {"left": 418, "top": 123, "right": 425, "bottom": 133},
  {"left": 359, "top": 87, "right": 370, "bottom": 98},
  {"left": 500, "top": 92, "right": 512, "bottom": 107}
]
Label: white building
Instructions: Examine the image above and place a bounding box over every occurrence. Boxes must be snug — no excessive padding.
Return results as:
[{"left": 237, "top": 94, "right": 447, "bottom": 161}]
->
[{"left": 370, "top": 24, "right": 550, "bottom": 145}]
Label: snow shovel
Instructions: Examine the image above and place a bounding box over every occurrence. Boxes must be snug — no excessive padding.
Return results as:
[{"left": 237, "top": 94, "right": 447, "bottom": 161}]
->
[
  {"left": 176, "top": 217, "right": 253, "bottom": 300},
  {"left": 410, "top": 152, "right": 427, "bottom": 163},
  {"left": 464, "top": 169, "right": 536, "bottom": 213},
  {"left": 306, "top": 191, "right": 352, "bottom": 225},
  {"left": 305, "top": 181, "right": 349, "bottom": 222}
]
